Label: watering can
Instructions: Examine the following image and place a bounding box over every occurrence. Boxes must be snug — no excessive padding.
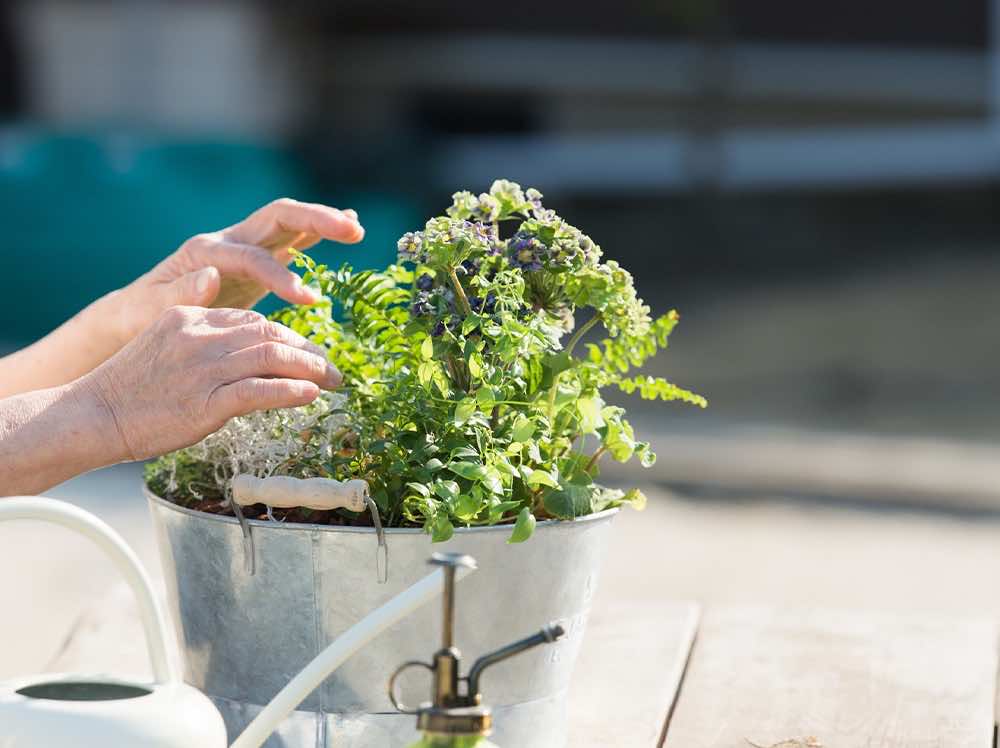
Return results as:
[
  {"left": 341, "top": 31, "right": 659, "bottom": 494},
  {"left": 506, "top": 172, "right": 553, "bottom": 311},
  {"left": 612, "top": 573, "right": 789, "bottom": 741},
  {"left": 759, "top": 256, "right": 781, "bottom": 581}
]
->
[{"left": 0, "top": 497, "right": 474, "bottom": 748}]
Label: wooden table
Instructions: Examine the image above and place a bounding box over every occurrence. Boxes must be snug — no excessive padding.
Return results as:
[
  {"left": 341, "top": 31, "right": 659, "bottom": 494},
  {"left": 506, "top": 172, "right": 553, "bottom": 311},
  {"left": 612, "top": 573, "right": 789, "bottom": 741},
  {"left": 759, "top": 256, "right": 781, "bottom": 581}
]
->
[
  {"left": 50, "top": 588, "right": 1000, "bottom": 748},
  {"left": 571, "top": 603, "right": 998, "bottom": 748}
]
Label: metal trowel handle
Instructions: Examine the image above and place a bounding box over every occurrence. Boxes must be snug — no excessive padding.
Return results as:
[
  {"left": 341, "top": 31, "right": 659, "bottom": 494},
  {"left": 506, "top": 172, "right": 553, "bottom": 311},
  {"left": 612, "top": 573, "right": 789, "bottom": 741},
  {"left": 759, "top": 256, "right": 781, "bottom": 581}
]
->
[{"left": 232, "top": 475, "right": 369, "bottom": 512}]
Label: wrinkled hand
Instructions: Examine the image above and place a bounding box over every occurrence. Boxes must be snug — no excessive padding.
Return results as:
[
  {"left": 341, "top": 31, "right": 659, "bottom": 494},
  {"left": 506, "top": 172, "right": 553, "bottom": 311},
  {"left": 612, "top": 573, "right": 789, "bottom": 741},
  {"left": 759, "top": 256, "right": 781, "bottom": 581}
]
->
[
  {"left": 80, "top": 306, "right": 341, "bottom": 461},
  {"left": 110, "top": 198, "right": 364, "bottom": 346}
]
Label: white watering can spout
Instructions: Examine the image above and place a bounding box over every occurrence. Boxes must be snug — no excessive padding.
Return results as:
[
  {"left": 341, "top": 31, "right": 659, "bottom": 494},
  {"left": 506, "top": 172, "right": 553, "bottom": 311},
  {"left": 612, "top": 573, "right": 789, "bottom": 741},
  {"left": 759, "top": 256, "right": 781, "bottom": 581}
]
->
[{"left": 0, "top": 497, "right": 470, "bottom": 748}]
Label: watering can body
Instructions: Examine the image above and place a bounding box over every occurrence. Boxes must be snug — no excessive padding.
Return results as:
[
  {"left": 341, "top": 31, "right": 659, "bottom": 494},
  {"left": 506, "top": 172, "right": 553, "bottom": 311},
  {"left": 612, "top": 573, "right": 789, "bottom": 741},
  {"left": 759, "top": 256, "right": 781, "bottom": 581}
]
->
[
  {"left": 0, "top": 497, "right": 228, "bottom": 747},
  {"left": 0, "top": 675, "right": 225, "bottom": 747}
]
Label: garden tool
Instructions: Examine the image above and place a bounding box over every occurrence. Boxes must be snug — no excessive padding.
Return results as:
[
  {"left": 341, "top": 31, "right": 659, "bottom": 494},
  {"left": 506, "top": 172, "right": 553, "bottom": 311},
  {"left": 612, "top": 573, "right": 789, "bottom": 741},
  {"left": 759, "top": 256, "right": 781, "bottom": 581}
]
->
[
  {"left": 230, "top": 474, "right": 388, "bottom": 581},
  {"left": 0, "top": 496, "right": 469, "bottom": 748},
  {"left": 389, "top": 552, "right": 566, "bottom": 748}
]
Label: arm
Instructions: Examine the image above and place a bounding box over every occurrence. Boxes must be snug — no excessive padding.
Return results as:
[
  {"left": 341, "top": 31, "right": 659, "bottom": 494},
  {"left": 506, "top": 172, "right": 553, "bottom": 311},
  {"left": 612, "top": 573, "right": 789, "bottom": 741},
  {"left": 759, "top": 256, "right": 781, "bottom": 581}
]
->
[
  {"left": 0, "top": 293, "right": 126, "bottom": 398},
  {"left": 0, "top": 380, "right": 124, "bottom": 495},
  {"left": 0, "top": 306, "right": 340, "bottom": 497},
  {"left": 0, "top": 198, "right": 363, "bottom": 399}
]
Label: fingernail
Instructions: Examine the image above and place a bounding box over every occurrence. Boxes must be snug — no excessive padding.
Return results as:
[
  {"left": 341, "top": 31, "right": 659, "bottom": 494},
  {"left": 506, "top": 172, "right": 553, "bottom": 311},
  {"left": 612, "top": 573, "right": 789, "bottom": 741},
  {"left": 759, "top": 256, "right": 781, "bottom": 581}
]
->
[
  {"left": 326, "top": 363, "right": 343, "bottom": 388},
  {"left": 297, "top": 382, "right": 320, "bottom": 398},
  {"left": 343, "top": 208, "right": 358, "bottom": 220},
  {"left": 196, "top": 267, "right": 215, "bottom": 295}
]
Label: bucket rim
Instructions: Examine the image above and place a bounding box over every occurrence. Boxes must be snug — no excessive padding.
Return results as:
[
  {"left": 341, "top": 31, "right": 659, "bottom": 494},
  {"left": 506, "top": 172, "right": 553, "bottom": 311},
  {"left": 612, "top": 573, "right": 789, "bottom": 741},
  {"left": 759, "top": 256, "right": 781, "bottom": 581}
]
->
[{"left": 144, "top": 484, "right": 618, "bottom": 536}]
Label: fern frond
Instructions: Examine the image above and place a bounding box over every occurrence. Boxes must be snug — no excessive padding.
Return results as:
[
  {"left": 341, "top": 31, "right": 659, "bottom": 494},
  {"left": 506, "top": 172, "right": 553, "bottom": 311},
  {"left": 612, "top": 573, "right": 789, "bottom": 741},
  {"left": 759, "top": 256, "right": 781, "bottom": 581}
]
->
[
  {"left": 615, "top": 375, "right": 707, "bottom": 407},
  {"left": 586, "top": 311, "right": 679, "bottom": 376}
]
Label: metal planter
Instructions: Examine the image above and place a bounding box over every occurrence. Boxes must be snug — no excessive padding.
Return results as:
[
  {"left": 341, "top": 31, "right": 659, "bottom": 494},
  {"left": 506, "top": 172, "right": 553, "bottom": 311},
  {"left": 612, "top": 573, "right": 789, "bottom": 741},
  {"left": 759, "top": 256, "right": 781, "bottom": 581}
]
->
[{"left": 146, "top": 488, "right": 617, "bottom": 748}]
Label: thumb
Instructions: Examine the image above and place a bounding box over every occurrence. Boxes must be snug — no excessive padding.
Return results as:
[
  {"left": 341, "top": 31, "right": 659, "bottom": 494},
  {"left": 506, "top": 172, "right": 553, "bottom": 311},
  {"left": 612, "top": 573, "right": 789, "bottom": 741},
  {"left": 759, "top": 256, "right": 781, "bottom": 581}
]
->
[{"left": 169, "top": 266, "right": 220, "bottom": 307}]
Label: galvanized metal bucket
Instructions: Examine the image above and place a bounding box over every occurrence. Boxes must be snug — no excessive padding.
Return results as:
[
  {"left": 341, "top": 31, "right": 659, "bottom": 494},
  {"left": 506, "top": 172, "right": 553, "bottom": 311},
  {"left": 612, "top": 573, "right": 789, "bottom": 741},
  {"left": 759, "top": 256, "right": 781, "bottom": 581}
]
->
[{"left": 146, "top": 488, "right": 617, "bottom": 748}]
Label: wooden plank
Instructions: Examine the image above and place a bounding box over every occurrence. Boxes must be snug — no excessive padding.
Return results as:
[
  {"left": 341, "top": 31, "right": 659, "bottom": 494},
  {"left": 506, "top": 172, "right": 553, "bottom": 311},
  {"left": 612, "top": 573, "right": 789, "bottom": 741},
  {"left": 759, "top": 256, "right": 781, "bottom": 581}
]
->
[
  {"left": 46, "top": 580, "right": 174, "bottom": 679},
  {"left": 570, "top": 600, "right": 700, "bottom": 748},
  {"left": 662, "top": 606, "right": 998, "bottom": 748}
]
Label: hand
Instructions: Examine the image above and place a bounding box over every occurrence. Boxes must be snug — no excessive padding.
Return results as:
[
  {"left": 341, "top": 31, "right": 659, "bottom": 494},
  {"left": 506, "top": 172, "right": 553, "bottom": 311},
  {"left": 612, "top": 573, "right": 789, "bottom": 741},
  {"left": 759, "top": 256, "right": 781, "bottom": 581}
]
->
[
  {"left": 109, "top": 198, "right": 364, "bottom": 346},
  {"left": 79, "top": 305, "right": 341, "bottom": 462}
]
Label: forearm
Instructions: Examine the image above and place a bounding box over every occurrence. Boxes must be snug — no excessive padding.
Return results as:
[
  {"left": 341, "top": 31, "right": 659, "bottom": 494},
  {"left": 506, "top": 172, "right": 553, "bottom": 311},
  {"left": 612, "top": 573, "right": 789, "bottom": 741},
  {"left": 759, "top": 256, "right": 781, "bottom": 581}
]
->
[
  {"left": 0, "top": 292, "right": 126, "bottom": 399},
  {"left": 0, "top": 380, "right": 126, "bottom": 496}
]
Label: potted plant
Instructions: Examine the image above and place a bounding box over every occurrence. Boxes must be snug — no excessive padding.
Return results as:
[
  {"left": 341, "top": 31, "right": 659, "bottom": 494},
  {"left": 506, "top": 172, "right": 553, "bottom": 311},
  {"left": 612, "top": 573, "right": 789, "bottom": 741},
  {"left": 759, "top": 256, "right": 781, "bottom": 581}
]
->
[{"left": 145, "top": 180, "right": 705, "bottom": 748}]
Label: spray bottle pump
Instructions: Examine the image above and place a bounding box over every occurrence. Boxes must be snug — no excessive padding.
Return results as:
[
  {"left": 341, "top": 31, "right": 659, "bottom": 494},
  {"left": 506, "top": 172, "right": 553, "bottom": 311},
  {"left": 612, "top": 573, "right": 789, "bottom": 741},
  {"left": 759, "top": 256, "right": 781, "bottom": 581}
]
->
[{"left": 389, "top": 552, "right": 565, "bottom": 747}]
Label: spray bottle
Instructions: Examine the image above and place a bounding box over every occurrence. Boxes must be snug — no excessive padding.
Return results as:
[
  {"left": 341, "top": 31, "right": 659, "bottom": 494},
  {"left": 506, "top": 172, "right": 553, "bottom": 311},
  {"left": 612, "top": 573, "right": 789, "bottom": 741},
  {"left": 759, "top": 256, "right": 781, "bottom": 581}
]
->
[{"left": 389, "top": 552, "right": 565, "bottom": 748}]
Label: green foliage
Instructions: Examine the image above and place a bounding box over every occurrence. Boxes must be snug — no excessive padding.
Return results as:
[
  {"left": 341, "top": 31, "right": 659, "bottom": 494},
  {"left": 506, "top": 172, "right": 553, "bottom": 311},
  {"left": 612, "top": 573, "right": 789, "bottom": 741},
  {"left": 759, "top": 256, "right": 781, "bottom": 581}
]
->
[{"left": 148, "top": 179, "right": 705, "bottom": 542}]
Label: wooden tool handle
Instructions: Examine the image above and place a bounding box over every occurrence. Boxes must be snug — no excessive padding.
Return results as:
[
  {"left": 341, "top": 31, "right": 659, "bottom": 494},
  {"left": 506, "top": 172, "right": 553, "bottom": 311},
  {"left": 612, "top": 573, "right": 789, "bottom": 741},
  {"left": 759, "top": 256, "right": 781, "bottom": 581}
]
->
[{"left": 232, "top": 475, "right": 369, "bottom": 512}]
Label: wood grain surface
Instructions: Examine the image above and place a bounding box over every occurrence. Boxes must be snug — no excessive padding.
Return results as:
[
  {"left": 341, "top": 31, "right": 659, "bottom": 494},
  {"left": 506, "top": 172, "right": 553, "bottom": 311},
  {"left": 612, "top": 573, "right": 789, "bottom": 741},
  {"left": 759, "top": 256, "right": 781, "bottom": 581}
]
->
[
  {"left": 570, "top": 600, "right": 700, "bottom": 747},
  {"left": 662, "top": 606, "right": 998, "bottom": 748}
]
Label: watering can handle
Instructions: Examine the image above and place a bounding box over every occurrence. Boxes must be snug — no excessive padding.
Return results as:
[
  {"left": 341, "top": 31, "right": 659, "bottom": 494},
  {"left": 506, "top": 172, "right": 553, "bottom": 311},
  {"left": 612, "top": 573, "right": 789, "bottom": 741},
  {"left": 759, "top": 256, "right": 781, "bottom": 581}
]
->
[{"left": 0, "top": 496, "right": 178, "bottom": 685}]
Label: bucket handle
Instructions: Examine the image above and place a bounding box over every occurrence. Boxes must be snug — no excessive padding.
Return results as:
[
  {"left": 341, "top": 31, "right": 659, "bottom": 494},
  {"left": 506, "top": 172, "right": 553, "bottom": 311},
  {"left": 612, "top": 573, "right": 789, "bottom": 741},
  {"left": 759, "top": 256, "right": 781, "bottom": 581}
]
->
[{"left": 0, "top": 496, "right": 178, "bottom": 684}]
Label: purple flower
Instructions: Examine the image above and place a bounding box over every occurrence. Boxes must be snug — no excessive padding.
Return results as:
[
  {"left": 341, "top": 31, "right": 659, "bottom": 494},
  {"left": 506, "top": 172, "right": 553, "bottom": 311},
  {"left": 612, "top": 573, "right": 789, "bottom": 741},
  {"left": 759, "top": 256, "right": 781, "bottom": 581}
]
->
[
  {"left": 397, "top": 232, "right": 423, "bottom": 262},
  {"left": 411, "top": 291, "right": 433, "bottom": 317},
  {"left": 508, "top": 231, "right": 544, "bottom": 272},
  {"left": 431, "top": 321, "right": 447, "bottom": 337},
  {"left": 458, "top": 259, "right": 479, "bottom": 277},
  {"left": 472, "top": 222, "right": 494, "bottom": 245},
  {"left": 475, "top": 193, "right": 501, "bottom": 222},
  {"left": 416, "top": 273, "right": 434, "bottom": 291},
  {"left": 526, "top": 187, "right": 544, "bottom": 213},
  {"left": 470, "top": 291, "right": 497, "bottom": 314}
]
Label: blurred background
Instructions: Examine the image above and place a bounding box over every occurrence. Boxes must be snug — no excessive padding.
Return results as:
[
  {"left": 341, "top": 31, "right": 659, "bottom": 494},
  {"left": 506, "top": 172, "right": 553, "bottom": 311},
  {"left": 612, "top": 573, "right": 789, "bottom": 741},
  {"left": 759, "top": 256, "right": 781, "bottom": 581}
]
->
[{"left": 3, "top": 0, "right": 1000, "bottom": 676}]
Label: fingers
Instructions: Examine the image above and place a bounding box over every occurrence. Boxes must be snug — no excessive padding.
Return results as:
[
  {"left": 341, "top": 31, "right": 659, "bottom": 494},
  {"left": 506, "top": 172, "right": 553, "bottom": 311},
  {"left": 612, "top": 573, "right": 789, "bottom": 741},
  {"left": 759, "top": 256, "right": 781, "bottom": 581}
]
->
[
  {"left": 210, "top": 314, "right": 327, "bottom": 358},
  {"left": 190, "top": 237, "right": 319, "bottom": 305},
  {"left": 168, "top": 266, "right": 221, "bottom": 307},
  {"left": 209, "top": 378, "right": 321, "bottom": 419},
  {"left": 228, "top": 197, "right": 365, "bottom": 248},
  {"left": 221, "top": 342, "right": 342, "bottom": 389}
]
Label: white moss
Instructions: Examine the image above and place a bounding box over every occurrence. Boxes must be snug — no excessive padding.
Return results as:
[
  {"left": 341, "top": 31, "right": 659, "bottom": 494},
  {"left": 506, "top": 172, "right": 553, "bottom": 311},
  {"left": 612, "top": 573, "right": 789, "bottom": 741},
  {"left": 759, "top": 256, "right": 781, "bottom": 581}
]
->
[{"left": 174, "top": 391, "right": 348, "bottom": 499}]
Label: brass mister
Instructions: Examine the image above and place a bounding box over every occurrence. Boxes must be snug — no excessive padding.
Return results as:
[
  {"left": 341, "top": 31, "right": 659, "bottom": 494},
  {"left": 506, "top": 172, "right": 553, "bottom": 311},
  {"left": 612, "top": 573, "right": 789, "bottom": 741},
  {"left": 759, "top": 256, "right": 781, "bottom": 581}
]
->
[{"left": 389, "top": 552, "right": 565, "bottom": 748}]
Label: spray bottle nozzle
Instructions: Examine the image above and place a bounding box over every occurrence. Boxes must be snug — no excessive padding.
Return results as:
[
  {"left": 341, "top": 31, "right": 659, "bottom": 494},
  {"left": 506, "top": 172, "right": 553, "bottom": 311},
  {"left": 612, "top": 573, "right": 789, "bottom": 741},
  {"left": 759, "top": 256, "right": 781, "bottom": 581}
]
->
[{"left": 388, "top": 554, "right": 565, "bottom": 738}]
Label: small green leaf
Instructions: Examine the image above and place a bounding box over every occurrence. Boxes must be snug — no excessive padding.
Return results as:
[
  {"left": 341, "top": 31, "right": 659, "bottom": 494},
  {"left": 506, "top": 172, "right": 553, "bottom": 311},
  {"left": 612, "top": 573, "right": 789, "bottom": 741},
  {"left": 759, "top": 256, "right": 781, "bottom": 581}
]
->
[
  {"left": 481, "top": 466, "right": 504, "bottom": 495},
  {"left": 638, "top": 444, "right": 657, "bottom": 467},
  {"left": 576, "top": 395, "right": 603, "bottom": 434},
  {"left": 543, "top": 482, "right": 596, "bottom": 519},
  {"left": 468, "top": 353, "right": 484, "bottom": 379},
  {"left": 525, "top": 469, "right": 558, "bottom": 488},
  {"left": 406, "top": 482, "right": 430, "bottom": 498},
  {"left": 553, "top": 381, "right": 582, "bottom": 413},
  {"left": 508, "top": 507, "right": 536, "bottom": 543},
  {"left": 511, "top": 415, "right": 535, "bottom": 442},
  {"left": 476, "top": 387, "right": 496, "bottom": 409},
  {"left": 454, "top": 398, "right": 477, "bottom": 426},
  {"left": 433, "top": 480, "right": 460, "bottom": 501},
  {"left": 418, "top": 361, "right": 435, "bottom": 389},
  {"left": 431, "top": 514, "right": 454, "bottom": 542},
  {"left": 492, "top": 455, "right": 517, "bottom": 477},
  {"left": 420, "top": 336, "right": 434, "bottom": 360},
  {"left": 454, "top": 493, "right": 481, "bottom": 520},
  {"left": 623, "top": 487, "right": 647, "bottom": 510},
  {"left": 425, "top": 458, "right": 445, "bottom": 472},
  {"left": 448, "top": 462, "right": 488, "bottom": 481}
]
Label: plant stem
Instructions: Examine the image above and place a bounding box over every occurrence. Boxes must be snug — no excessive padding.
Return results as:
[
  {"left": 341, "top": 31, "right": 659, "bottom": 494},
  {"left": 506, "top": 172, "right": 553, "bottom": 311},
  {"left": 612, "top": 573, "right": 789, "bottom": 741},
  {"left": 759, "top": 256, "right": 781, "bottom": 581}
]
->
[
  {"left": 565, "top": 315, "right": 600, "bottom": 357},
  {"left": 584, "top": 446, "right": 607, "bottom": 473},
  {"left": 546, "top": 315, "right": 600, "bottom": 419},
  {"left": 447, "top": 267, "right": 474, "bottom": 316}
]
